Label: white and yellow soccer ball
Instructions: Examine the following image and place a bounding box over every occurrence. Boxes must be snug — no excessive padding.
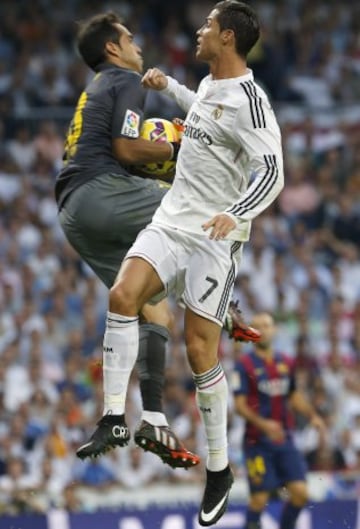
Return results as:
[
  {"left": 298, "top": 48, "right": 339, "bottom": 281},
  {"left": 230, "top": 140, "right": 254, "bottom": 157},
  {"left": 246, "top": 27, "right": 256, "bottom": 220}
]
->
[{"left": 139, "top": 118, "right": 180, "bottom": 177}]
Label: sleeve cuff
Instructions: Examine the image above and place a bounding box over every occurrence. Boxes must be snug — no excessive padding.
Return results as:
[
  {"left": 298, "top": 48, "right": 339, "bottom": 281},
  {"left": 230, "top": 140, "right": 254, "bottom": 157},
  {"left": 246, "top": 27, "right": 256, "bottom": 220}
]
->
[
  {"left": 160, "top": 76, "right": 178, "bottom": 97},
  {"left": 223, "top": 211, "right": 239, "bottom": 225}
]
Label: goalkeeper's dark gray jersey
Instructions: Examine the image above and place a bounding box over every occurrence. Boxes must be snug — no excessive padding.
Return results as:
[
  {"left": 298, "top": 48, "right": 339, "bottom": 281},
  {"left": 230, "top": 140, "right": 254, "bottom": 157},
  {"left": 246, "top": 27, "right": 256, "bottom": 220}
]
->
[{"left": 55, "top": 62, "right": 146, "bottom": 209}]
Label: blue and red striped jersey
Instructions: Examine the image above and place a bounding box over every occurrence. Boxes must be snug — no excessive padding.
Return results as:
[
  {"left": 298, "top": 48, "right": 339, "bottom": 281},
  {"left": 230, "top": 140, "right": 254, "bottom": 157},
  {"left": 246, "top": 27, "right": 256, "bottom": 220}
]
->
[{"left": 232, "top": 351, "right": 296, "bottom": 445}]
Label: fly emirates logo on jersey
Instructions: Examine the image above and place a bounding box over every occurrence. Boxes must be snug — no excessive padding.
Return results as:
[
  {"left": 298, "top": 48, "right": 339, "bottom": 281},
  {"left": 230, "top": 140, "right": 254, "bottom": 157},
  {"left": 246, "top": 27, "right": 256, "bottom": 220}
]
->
[
  {"left": 258, "top": 378, "right": 290, "bottom": 396},
  {"left": 183, "top": 111, "right": 213, "bottom": 146}
]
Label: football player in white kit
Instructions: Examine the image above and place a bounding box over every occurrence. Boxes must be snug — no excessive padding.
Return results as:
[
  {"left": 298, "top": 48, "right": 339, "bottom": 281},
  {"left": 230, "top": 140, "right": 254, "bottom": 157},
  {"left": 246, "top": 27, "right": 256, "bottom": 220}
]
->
[{"left": 97, "top": 1, "right": 284, "bottom": 526}]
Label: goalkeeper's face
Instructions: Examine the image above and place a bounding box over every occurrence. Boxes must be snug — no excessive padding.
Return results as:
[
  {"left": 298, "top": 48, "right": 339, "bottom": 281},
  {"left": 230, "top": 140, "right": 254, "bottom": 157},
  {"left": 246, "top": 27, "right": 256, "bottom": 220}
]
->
[
  {"left": 196, "top": 9, "right": 223, "bottom": 62},
  {"left": 112, "top": 24, "right": 144, "bottom": 74}
]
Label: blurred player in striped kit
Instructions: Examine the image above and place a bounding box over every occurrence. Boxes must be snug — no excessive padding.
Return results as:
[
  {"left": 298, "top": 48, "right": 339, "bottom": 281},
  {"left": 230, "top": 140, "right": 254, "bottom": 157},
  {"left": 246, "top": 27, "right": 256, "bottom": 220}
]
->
[{"left": 232, "top": 313, "right": 326, "bottom": 529}]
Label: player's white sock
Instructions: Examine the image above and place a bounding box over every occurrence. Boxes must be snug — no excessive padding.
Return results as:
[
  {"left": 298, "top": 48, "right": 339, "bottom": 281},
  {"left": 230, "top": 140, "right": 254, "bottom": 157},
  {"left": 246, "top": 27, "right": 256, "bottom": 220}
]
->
[
  {"left": 103, "top": 311, "right": 139, "bottom": 416},
  {"left": 141, "top": 411, "right": 168, "bottom": 426},
  {"left": 193, "top": 362, "right": 229, "bottom": 472}
]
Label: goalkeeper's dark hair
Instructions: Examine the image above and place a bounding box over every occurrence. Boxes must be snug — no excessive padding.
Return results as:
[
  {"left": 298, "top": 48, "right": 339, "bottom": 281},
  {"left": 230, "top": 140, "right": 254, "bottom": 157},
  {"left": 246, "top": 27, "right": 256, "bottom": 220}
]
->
[
  {"left": 77, "top": 12, "right": 124, "bottom": 71},
  {"left": 214, "top": 1, "right": 260, "bottom": 58}
]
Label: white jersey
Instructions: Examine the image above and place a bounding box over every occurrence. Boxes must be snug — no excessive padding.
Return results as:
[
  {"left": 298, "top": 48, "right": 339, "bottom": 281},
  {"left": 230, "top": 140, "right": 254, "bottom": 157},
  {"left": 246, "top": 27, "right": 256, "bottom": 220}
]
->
[{"left": 152, "top": 69, "right": 284, "bottom": 241}]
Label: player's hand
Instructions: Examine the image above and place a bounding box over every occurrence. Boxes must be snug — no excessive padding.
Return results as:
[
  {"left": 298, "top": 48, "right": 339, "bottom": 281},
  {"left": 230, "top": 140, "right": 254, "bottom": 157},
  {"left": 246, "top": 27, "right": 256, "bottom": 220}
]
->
[
  {"left": 141, "top": 68, "right": 168, "bottom": 90},
  {"left": 202, "top": 213, "right": 236, "bottom": 240},
  {"left": 262, "top": 419, "right": 285, "bottom": 442}
]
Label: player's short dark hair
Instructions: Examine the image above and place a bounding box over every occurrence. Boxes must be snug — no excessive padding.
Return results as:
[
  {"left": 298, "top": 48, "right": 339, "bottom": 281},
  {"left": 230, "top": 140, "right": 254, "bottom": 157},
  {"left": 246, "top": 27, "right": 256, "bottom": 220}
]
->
[
  {"left": 77, "top": 12, "right": 124, "bottom": 71},
  {"left": 214, "top": 1, "right": 260, "bottom": 58}
]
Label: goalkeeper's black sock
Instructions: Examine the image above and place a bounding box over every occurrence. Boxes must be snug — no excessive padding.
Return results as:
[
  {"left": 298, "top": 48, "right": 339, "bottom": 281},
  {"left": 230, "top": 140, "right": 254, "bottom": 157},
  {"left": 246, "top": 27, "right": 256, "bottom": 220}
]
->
[{"left": 137, "top": 323, "right": 169, "bottom": 416}]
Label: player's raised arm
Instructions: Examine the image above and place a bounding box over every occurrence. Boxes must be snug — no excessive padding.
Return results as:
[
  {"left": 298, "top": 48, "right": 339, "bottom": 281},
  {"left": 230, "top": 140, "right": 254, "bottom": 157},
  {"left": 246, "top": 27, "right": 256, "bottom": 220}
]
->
[
  {"left": 141, "top": 67, "right": 168, "bottom": 90},
  {"left": 142, "top": 67, "right": 196, "bottom": 113}
]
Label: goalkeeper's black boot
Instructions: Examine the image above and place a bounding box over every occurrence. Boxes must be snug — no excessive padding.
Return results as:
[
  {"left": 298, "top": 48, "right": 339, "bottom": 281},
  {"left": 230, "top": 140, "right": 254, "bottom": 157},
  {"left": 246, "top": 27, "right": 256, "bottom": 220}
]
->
[
  {"left": 134, "top": 420, "right": 200, "bottom": 469},
  {"left": 76, "top": 414, "right": 130, "bottom": 460}
]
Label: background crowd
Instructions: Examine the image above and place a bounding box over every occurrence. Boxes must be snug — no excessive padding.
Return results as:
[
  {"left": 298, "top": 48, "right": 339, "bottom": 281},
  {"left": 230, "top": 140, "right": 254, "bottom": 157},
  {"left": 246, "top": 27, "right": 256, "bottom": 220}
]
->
[{"left": 0, "top": 0, "right": 360, "bottom": 514}]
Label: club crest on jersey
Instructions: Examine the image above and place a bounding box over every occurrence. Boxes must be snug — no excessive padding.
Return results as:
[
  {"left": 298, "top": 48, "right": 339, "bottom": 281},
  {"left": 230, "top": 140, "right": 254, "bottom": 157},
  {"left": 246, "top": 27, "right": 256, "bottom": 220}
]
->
[
  {"left": 212, "top": 104, "right": 224, "bottom": 120},
  {"left": 121, "top": 109, "right": 140, "bottom": 138}
]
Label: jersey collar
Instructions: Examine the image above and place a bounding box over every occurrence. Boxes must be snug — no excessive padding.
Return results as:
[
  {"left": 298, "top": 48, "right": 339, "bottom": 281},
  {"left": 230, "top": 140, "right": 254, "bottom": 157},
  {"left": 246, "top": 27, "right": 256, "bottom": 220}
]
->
[
  {"left": 95, "top": 62, "right": 135, "bottom": 74},
  {"left": 207, "top": 68, "right": 254, "bottom": 85}
]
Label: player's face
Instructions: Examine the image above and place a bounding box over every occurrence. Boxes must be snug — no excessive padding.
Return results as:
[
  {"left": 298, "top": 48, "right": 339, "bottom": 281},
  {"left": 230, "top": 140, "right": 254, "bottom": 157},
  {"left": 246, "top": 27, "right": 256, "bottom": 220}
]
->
[
  {"left": 117, "top": 24, "right": 143, "bottom": 73},
  {"left": 251, "top": 313, "right": 276, "bottom": 348},
  {"left": 196, "top": 9, "right": 222, "bottom": 62}
]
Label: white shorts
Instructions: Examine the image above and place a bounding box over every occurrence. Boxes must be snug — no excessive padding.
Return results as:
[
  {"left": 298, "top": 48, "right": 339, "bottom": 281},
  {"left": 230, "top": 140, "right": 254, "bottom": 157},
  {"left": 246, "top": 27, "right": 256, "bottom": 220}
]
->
[{"left": 126, "top": 224, "right": 242, "bottom": 326}]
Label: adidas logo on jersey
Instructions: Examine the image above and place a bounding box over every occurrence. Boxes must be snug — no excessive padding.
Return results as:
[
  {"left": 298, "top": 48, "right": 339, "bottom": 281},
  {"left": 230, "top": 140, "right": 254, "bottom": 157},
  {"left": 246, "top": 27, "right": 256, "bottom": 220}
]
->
[{"left": 183, "top": 124, "right": 213, "bottom": 145}]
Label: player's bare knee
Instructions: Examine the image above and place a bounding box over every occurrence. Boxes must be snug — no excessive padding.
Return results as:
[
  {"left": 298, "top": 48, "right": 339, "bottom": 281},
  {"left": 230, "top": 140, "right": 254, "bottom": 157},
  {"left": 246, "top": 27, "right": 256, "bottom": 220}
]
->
[
  {"left": 109, "top": 281, "right": 138, "bottom": 315},
  {"left": 249, "top": 492, "right": 269, "bottom": 512},
  {"left": 288, "top": 483, "right": 308, "bottom": 507}
]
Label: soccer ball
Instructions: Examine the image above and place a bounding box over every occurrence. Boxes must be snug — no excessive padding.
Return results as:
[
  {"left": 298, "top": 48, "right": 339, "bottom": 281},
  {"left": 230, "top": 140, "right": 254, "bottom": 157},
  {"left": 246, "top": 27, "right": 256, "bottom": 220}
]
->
[{"left": 139, "top": 118, "right": 180, "bottom": 177}]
